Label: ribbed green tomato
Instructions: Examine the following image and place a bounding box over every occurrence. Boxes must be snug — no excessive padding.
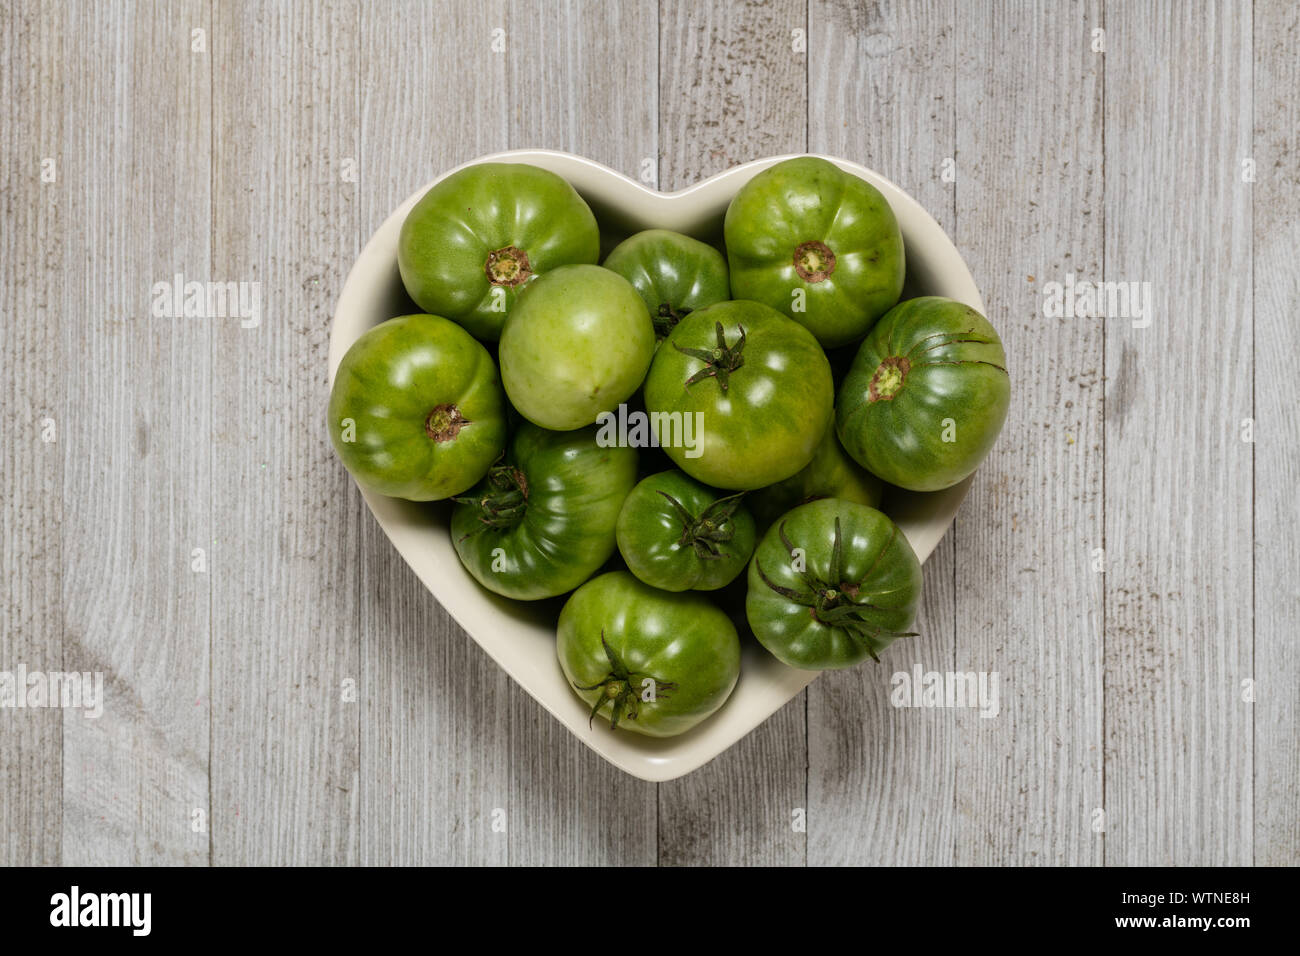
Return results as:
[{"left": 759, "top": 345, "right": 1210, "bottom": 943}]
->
[
  {"left": 398, "top": 162, "right": 599, "bottom": 342},
  {"left": 327, "top": 314, "right": 507, "bottom": 500},
  {"left": 451, "top": 422, "right": 637, "bottom": 600},
  {"left": 615, "top": 470, "right": 756, "bottom": 592},
  {"left": 725, "top": 157, "right": 905, "bottom": 348},
  {"left": 557, "top": 572, "right": 741, "bottom": 737},
  {"left": 498, "top": 264, "right": 654, "bottom": 431},
  {"left": 642, "top": 300, "right": 834, "bottom": 491},
  {"left": 602, "top": 229, "right": 730, "bottom": 341},
  {"left": 747, "top": 420, "right": 884, "bottom": 532},
  {"left": 746, "top": 499, "right": 922, "bottom": 670},
  {"left": 837, "top": 296, "right": 1010, "bottom": 491}
]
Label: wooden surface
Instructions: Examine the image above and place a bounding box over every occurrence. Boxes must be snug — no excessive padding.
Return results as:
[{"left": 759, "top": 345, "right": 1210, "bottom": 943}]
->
[{"left": 0, "top": 0, "right": 1294, "bottom": 866}]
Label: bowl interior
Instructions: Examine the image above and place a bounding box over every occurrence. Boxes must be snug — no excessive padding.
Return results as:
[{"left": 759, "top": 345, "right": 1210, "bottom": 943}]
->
[{"left": 328, "top": 150, "right": 982, "bottom": 781}]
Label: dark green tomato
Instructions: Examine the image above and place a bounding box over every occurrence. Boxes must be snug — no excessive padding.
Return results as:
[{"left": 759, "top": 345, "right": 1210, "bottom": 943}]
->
[
  {"left": 557, "top": 572, "right": 741, "bottom": 737},
  {"left": 398, "top": 162, "right": 600, "bottom": 342},
  {"left": 498, "top": 265, "right": 655, "bottom": 431},
  {"left": 328, "top": 314, "right": 507, "bottom": 501},
  {"left": 725, "top": 156, "right": 905, "bottom": 348},
  {"left": 642, "top": 300, "right": 834, "bottom": 491},
  {"left": 615, "top": 470, "right": 756, "bottom": 592},
  {"left": 601, "top": 229, "right": 730, "bottom": 341},
  {"left": 747, "top": 420, "right": 883, "bottom": 532},
  {"left": 837, "top": 296, "right": 1010, "bottom": 491},
  {"left": 746, "top": 499, "right": 922, "bottom": 670},
  {"left": 451, "top": 422, "right": 637, "bottom": 600}
]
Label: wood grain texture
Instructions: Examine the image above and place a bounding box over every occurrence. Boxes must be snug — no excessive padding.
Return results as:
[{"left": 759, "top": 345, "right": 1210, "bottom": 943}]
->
[
  {"left": 356, "top": 0, "right": 513, "bottom": 867},
  {"left": 57, "top": 0, "right": 213, "bottom": 866},
  {"left": 1251, "top": 0, "right": 1299, "bottom": 868},
  {"left": 656, "top": 0, "right": 810, "bottom": 867},
  {"left": 0, "top": 0, "right": 63, "bottom": 867},
  {"left": 209, "top": 0, "right": 361, "bottom": 865},
  {"left": 503, "top": 0, "right": 660, "bottom": 866},
  {"left": 806, "top": 0, "right": 959, "bottom": 867},
  {"left": 953, "top": 0, "right": 1105, "bottom": 865},
  {"left": 660, "top": 0, "right": 810, "bottom": 177},
  {"left": 1103, "top": 1, "right": 1253, "bottom": 865}
]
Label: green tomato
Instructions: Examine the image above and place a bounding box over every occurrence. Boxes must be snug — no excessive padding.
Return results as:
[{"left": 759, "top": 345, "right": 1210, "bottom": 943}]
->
[
  {"left": 615, "top": 470, "right": 756, "bottom": 592},
  {"left": 746, "top": 499, "right": 921, "bottom": 670},
  {"left": 327, "top": 314, "right": 507, "bottom": 500},
  {"left": 837, "top": 296, "right": 1010, "bottom": 491},
  {"left": 398, "top": 162, "right": 599, "bottom": 342},
  {"left": 451, "top": 422, "right": 637, "bottom": 600},
  {"left": 557, "top": 571, "right": 740, "bottom": 737},
  {"left": 602, "top": 229, "right": 730, "bottom": 341},
  {"left": 725, "top": 157, "right": 905, "bottom": 348},
  {"left": 499, "top": 265, "right": 655, "bottom": 431},
  {"left": 643, "top": 300, "right": 834, "bottom": 491},
  {"left": 747, "top": 420, "right": 883, "bottom": 532}
]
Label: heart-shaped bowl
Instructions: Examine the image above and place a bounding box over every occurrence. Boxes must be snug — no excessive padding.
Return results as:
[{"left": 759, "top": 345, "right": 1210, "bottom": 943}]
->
[{"left": 328, "top": 149, "right": 982, "bottom": 781}]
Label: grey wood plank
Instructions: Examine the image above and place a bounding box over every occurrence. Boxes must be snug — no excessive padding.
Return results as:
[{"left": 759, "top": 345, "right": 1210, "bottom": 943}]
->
[
  {"left": 1252, "top": 0, "right": 1299, "bottom": 867},
  {"left": 1103, "top": 1, "right": 1253, "bottom": 865},
  {"left": 0, "top": 0, "right": 63, "bottom": 867},
  {"left": 210, "top": 0, "right": 361, "bottom": 865},
  {"left": 952, "top": 0, "right": 1105, "bottom": 865},
  {"left": 656, "top": 0, "right": 809, "bottom": 867},
  {"left": 660, "top": 0, "right": 810, "bottom": 178},
  {"left": 357, "top": 0, "right": 513, "bottom": 866},
  {"left": 806, "top": 0, "right": 959, "bottom": 866},
  {"left": 57, "top": 0, "right": 212, "bottom": 865},
  {"left": 504, "top": 0, "right": 660, "bottom": 866}
]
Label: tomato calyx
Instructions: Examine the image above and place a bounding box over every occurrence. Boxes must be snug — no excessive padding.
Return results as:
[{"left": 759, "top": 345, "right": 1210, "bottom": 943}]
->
[
  {"left": 654, "top": 302, "right": 691, "bottom": 339},
  {"left": 451, "top": 460, "right": 530, "bottom": 534},
  {"left": 793, "top": 240, "right": 836, "bottom": 283},
  {"left": 674, "top": 322, "right": 746, "bottom": 393},
  {"left": 424, "top": 403, "right": 470, "bottom": 442},
  {"left": 659, "top": 490, "right": 746, "bottom": 561},
  {"left": 868, "top": 356, "right": 911, "bottom": 402},
  {"left": 572, "top": 631, "right": 677, "bottom": 730},
  {"left": 484, "top": 245, "right": 532, "bottom": 286},
  {"left": 754, "top": 516, "right": 917, "bottom": 661}
]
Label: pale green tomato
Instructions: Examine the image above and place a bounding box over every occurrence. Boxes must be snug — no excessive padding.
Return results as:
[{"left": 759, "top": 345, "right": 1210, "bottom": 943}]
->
[{"left": 499, "top": 265, "right": 655, "bottom": 431}]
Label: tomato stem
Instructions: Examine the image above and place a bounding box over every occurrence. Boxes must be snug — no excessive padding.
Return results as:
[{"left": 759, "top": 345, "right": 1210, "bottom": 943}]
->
[
  {"left": 754, "top": 516, "right": 918, "bottom": 661},
  {"left": 659, "top": 489, "right": 745, "bottom": 560},
  {"left": 571, "top": 631, "right": 677, "bottom": 730},
  {"left": 674, "top": 322, "right": 746, "bottom": 393},
  {"left": 424, "top": 403, "right": 469, "bottom": 442},
  {"left": 654, "top": 302, "right": 691, "bottom": 339},
  {"left": 868, "top": 356, "right": 911, "bottom": 401},
  {"left": 793, "top": 240, "right": 836, "bottom": 283},
  {"left": 451, "top": 461, "right": 530, "bottom": 532},
  {"left": 484, "top": 245, "right": 532, "bottom": 286}
]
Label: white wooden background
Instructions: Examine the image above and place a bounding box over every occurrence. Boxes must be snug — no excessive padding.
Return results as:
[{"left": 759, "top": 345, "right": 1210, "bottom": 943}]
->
[{"left": 1, "top": 0, "right": 1295, "bottom": 866}]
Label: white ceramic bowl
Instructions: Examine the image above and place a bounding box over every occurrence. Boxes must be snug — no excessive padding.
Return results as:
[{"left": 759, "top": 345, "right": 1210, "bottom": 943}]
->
[{"left": 328, "top": 149, "right": 982, "bottom": 781}]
